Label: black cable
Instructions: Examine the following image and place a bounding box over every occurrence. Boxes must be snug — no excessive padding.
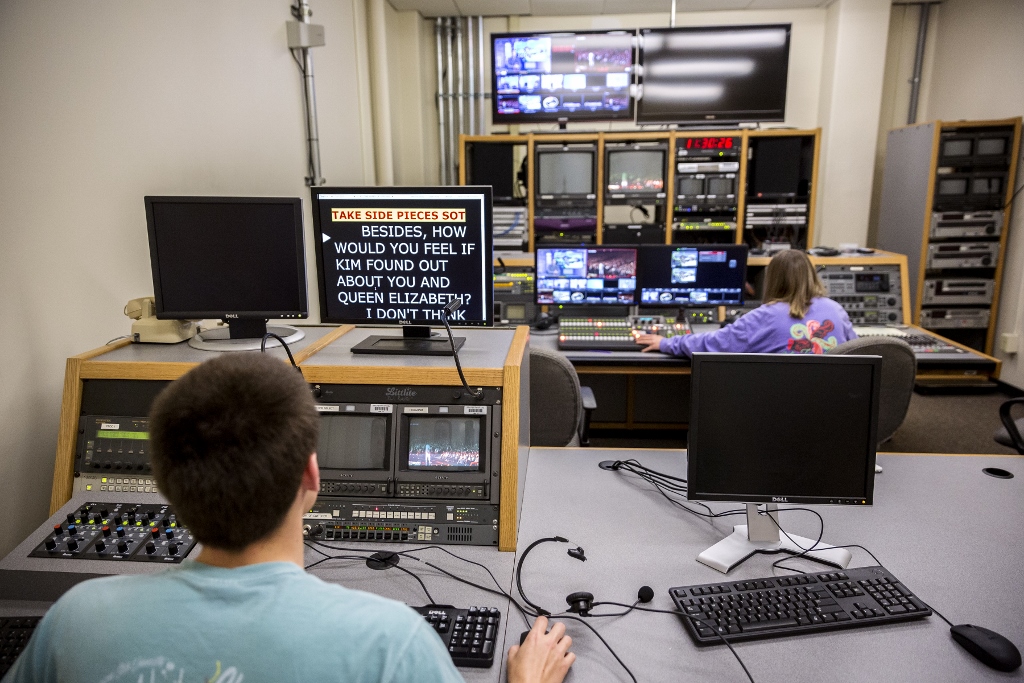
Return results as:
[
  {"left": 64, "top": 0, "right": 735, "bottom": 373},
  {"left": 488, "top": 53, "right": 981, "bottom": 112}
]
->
[
  {"left": 1004, "top": 174, "right": 1024, "bottom": 211},
  {"left": 261, "top": 332, "right": 299, "bottom": 369},
  {"left": 441, "top": 302, "right": 483, "bottom": 399},
  {"left": 393, "top": 564, "right": 436, "bottom": 604},
  {"left": 556, "top": 614, "right": 637, "bottom": 683}
]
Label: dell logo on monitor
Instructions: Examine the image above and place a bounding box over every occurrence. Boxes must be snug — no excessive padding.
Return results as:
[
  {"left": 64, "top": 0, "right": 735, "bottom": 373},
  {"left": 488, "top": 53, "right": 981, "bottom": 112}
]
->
[{"left": 772, "top": 496, "right": 789, "bottom": 503}]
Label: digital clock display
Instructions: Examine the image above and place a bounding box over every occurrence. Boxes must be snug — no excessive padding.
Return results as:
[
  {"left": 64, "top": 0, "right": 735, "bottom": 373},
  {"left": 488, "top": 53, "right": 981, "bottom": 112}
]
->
[{"left": 684, "top": 137, "right": 737, "bottom": 150}]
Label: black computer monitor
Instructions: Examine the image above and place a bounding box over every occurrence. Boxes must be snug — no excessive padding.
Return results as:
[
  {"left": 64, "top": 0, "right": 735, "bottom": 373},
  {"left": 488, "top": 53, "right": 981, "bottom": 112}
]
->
[
  {"left": 144, "top": 196, "right": 308, "bottom": 350},
  {"left": 535, "top": 247, "right": 637, "bottom": 305},
  {"left": 636, "top": 24, "right": 791, "bottom": 124},
  {"left": 637, "top": 244, "right": 747, "bottom": 306},
  {"left": 492, "top": 30, "right": 635, "bottom": 125},
  {"left": 311, "top": 186, "right": 493, "bottom": 355},
  {"left": 687, "top": 353, "right": 881, "bottom": 572}
]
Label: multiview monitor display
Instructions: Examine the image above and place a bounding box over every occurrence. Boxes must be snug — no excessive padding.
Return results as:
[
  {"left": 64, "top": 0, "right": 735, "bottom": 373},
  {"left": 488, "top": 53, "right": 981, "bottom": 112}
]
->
[
  {"left": 493, "top": 31, "right": 635, "bottom": 124},
  {"left": 638, "top": 245, "right": 747, "bottom": 306},
  {"left": 536, "top": 247, "right": 638, "bottom": 305},
  {"left": 637, "top": 24, "right": 791, "bottom": 124}
]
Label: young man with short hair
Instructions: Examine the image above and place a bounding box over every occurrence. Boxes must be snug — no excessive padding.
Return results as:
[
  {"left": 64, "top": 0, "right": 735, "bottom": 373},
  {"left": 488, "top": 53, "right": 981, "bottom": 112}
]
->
[{"left": 4, "top": 353, "right": 574, "bottom": 683}]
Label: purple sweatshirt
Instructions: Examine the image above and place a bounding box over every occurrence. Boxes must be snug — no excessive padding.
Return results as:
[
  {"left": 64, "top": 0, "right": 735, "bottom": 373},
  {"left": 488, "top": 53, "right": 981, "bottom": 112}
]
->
[{"left": 660, "top": 297, "right": 857, "bottom": 357}]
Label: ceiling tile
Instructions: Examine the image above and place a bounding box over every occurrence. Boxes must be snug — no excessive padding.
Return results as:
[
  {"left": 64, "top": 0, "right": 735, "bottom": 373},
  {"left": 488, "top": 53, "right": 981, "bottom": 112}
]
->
[
  {"left": 746, "top": 0, "right": 828, "bottom": 8},
  {"left": 528, "top": 0, "right": 606, "bottom": 17},
  {"left": 456, "top": 0, "right": 532, "bottom": 15}
]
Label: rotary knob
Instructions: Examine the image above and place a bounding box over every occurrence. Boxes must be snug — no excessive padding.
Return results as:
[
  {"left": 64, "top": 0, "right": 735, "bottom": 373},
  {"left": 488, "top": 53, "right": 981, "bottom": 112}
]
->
[
  {"left": 67, "top": 539, "right": 79, "bottom": 551},
  {"left": 66, "top": 513, "right": 76, "bottom": 524},
  {"left": 102, "top": 525, "right": 111, "bottom": 537},
  {"left": 168, "top": 543, "right": 179, "bottom": 556},
  {"left": 52, "top": 525, "right": 63, "bottom": 537},
  {"left": 116, "top": 527, "right": 125, "bottom": 538},
  {"left": 165, "top": 528, "right": 175, "bottom": 539},
  {"left": 44, "top": 538, "right": 57, "bottom": 550},
  {"left": 146, "top": 541, "right": 156, "bottom": 555},
  {"left": 95, "top": 540, "right": 106, "bottom": 552},
  {"left": 117, "top": 540, "right": 129, "bottom": 553}
]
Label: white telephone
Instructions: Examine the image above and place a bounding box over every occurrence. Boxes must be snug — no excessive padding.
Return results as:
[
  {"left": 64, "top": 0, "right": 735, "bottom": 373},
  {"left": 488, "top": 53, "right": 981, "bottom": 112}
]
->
[{"left": 124, "top": 297, "right": 197, "bottom": 344}]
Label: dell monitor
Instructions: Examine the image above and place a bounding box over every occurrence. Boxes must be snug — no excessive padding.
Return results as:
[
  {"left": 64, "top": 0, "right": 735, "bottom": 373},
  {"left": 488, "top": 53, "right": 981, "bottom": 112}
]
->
[
  {"left": 637, "top": 244, "right": 747, "bottom": 306},
  {"left": 687, "top": 353, "right": 881, "bottom": 573},
  {"left": 535, "top": 247, "right": 637, "bottom": 305},
  {"left": 311, "top": 186, "right": 493, "bottom": 355},
  {"left": 636, "top": 24, "right": 791, "bottom": 124},
  {"left": 144, "top": 196, "right": 308, "bottom": 351},
  {"left": 492, "top": 30, "right": 635, "bottom": 126}
]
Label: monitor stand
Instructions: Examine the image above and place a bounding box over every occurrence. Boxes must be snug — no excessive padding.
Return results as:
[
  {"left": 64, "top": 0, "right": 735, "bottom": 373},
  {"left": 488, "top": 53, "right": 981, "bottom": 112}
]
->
[
  {"left": 351, "top": 325, "right": 464, "bottom": 356},
  {"left": 696, "top": 504, "right": 853, "bottom": 574},
  {"left": 188, "top": 320, "right": 305, "bottom": 352}
]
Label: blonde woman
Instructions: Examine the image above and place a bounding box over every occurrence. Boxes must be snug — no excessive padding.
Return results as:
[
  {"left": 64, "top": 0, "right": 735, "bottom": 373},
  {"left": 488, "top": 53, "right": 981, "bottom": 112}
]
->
[{"left": 636, "top": 249, "right": 856, "bottom": 356}]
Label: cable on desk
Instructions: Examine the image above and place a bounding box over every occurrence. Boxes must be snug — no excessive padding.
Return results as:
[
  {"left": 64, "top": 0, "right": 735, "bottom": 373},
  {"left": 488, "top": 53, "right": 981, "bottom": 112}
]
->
[{"left": 261, "top": 332, "right": 299, "bottom": 370}]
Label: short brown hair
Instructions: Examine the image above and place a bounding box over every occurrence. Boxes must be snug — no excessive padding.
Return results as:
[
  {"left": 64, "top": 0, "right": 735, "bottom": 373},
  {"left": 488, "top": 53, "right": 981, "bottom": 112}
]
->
[
  {"left": 763, "top": 250, "right": 827, "bottom": 319},
  {"left": 149, "top": 353, "right": 318, "bottom": 550}
]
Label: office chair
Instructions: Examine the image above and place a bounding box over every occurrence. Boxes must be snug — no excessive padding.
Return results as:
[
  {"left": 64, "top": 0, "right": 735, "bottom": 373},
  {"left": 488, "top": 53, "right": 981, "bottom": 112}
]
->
[
  {"left": 828, "top": 337, "right": 916, "bottom": 444},
  {"left": 993, "top": 397, "right": 1024, "bottom": 454},
  {"left": 529, "top": 346, "right": 597, "bottom": 447}
]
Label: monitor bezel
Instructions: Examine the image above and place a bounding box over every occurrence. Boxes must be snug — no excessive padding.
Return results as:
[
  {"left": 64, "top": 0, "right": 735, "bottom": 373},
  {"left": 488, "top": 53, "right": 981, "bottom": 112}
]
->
[
  {"left": 637, "top": 244, "right": 748, "bottom": 307},
  {"left": 397, "top": 412, "right": 491, "bottom": 478},
  {"left": 636, "top": 24, "right": 792, "bottom": 125},
  {"left": 687, "top": 353, "right": 880, "bottom": 505},
  {"left": 144, "top": 196, "right": 308, "bottom": 320},
  {"left": 491, "top": 29, "right": 637, "bottom": 125},
  {"left": 315, "top": 408, "right": 395, "bottom": 476},
  {"left": 310, "top": 186, "right": 494, "bottom": 327},
  {"left": 535, "top": 145, "right": 598, "bottom": 200},
  {"left": 534, "top": 246, "right": 639, "bottom": 306},
  {"left": 604, "top": 145, "right": 668, "bottom": 198}
]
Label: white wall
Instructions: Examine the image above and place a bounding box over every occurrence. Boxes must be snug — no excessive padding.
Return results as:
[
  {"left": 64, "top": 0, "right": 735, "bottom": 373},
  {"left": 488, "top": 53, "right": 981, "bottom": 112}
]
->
[
  {"left": 917, "top": 0, "right": 1024, "bottom": 387},
  {"left": 0, "top": 0, "right": 370, "bottom": 557}
]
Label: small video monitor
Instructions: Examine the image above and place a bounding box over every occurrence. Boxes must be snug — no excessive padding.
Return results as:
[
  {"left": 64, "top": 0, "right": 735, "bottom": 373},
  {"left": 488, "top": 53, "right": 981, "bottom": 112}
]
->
[
  {"left": 536, "top": 149, "right": 596, "bottom": 197},
  {"left": 405, "top": 416, "right": 483, "bottom": 472},
  {"left": 535, "top": 247, "right": 638, "bottom": 305},
  {"left": 318, "top": 414, "right": 391, "bottom": 471},
  {"left": 637, "top": 244, "right": 747, "bottom": 306},
  {"left": 606, "top": 149, "right": 666, "bottom": 194}
]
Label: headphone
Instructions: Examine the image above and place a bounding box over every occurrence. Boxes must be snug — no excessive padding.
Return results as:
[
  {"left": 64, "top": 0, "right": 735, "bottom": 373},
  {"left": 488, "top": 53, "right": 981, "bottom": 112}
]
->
[{"left": 515, "top": 535, "right": 655, "bottom": 617}]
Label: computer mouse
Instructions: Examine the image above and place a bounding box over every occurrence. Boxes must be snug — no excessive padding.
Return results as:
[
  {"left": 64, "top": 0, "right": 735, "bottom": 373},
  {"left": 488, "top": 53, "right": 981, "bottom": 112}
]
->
[
  {"left": 520, "top": 629, "right": 551, "bottom": 646},
  {"left": 950, "top": 624, "right": 1022, "bottom": 672}
]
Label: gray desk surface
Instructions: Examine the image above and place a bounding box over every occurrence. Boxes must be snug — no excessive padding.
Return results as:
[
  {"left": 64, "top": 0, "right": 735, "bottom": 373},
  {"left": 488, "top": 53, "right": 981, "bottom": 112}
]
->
[
  {"left": 92, "top": 325, "right": 338, "bottom": 363},
  {"left": 308, "top": 326, "right": 516, "bottom": 370},
  {"left": 508, "top": 449, "right": 1024, "bottom": 682}
]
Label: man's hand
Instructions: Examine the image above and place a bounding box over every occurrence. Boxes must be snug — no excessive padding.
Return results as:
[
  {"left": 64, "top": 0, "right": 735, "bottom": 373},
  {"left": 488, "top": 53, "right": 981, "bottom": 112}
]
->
[
  {"left": 634, "top": 332, "right": 665, "bottom": 353},
  {"left": 507, "top": 616, "right": 575, "bottom": 683}
]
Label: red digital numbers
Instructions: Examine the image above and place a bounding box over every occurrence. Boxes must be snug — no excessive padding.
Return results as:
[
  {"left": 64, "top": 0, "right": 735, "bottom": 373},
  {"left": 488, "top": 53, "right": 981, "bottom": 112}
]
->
[{"left": 685, "top": 137, "right": 735, "bottom": 150}]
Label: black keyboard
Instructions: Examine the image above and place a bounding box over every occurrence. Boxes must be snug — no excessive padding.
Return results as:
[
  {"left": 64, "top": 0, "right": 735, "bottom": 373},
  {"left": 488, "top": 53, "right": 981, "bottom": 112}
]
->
[
  {"left": 669, "top": 567, "right": 931, "bottom": 645},
  {"left": 414, "top": 605, "right": 501, "bottom": 668},
  {"left": 0, "top": 617, "right": 41, "bottom": 677}
]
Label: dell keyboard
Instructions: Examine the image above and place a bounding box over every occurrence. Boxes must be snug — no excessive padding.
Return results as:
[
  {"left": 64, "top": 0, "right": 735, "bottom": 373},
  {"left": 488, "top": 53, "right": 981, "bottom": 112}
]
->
[
  {"left": 415, "top": 605, "right": 501, "bottom": 668},
  {"left": 669, "top": 566, "right": 931, "bottom": 645},
  {"left": 0, "top": 617, "right": 41, "bottom": 677}
]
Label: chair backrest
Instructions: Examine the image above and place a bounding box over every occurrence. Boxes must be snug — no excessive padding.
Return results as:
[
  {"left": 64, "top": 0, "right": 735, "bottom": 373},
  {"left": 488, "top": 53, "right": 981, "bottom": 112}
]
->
[
  {"left": 529, "top": 346, "right": 584, "bottom": 447},
  {"left": 828, "top": 336, "right": 917, "bottom": 444}
]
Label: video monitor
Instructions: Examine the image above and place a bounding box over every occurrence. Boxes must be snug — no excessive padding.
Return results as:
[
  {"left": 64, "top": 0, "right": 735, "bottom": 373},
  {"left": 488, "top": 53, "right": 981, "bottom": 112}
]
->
[
  {"left": 144, "top": 197, "right": 308, "bottom": 329},
  {"left": 492, "top": 31, "right": 635, "bottom": 124},
  {"left": 406, "top": 416, "right": 482, "bottom": 472},
  {"left": 636, "top": 24, "right": 791, "bottom": 124},
  {"left": 638, "top": 244, "right": 747, "bottom": 306},
  {"left": 536, "top": 247, "right": 637, "bottom": 305},
  {"left": 318, "top": 414, "right": 390, "bottom": 470},
  {"left": 688, "top": 353, "right": 880, "bottom": 505},
  {"left": 606, "top": 149, "right": 665, "bottom": 194},
  {"left": 537, "top": 149, "right": 596, "bottom": 197},
  {"left": 311, "top": 186, "right": 493, "bottom": 327}
]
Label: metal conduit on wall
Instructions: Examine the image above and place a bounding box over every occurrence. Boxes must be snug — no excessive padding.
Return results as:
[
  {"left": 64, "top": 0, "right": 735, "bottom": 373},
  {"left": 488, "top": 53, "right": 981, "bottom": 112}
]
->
[{"left": 435, "top": 16, "right": 489, "bottom": 185}]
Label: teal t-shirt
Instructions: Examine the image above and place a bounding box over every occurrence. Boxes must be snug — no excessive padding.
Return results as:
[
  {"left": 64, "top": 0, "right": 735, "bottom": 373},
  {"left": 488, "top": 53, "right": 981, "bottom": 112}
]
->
[{"left": 3, "top": 561, "right": 465, "bottom": 683}]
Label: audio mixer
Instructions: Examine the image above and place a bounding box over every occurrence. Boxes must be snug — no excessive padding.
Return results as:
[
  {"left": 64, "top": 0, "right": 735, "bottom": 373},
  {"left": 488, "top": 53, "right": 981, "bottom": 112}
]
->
[{"left": 29, "top": 502, "right": 196, "bottom": 562}]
